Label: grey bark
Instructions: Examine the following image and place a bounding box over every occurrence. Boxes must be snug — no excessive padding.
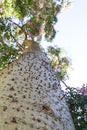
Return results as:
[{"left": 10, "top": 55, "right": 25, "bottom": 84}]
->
[{"left": 0, "top": 41, "right": 75, "bottom": 130}]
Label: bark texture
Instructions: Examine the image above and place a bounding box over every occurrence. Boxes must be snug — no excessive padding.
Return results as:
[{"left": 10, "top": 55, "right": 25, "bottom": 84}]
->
[{"left": 0, "top": 41, "right": 75, "bottom": 130}]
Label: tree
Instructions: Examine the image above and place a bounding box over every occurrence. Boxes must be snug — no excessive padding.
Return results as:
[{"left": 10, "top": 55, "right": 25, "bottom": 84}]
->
[
  {"left": 65, "top": 84, "right": 87, "bottom": 130},
  {"left": 47, "top": 46, "right": 71, "bottom": 81},
  {"left": 0, "top": 0, "right": 75, "bottom": 130}
]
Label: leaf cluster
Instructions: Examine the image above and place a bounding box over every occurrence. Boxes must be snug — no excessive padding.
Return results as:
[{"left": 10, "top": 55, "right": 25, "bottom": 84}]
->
[
  {"left": 0, "top": 0, "right": 70, "bottom": 68},
  {"left": 0, "top": 42, "right": 19, "bottom": 68},
  {"left": 65, "top": 85, "right": 87, "bottom": 130},
  {"left": 0, "top": 0, "right": 62, "bottom": 41},
  {"left": 0, "top": 0, "right": 63, "bottom": 68},
  {"left": 47, "top": 46, "right": 71, "bottom": 80}
]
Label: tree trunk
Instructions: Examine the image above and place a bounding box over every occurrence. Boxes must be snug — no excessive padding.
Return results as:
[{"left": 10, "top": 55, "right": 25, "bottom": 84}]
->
[{"left": 0, "top": 41, "right": 75, "bottom": 130}]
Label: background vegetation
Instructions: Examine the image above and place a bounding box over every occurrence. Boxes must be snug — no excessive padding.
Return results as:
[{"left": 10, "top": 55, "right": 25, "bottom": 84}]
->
[{"left": 65, "top": 85, "right": 87, "bottom": 130}]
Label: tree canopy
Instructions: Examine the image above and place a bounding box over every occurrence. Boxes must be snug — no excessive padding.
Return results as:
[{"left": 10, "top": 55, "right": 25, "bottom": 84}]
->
[
  {"left": 47, "top": 46, "right": 71, "bottom": 81},
  {"left": 0, "top": 0, "right": 70, "bottom": 68},
  {"left": 0, "top": 0, "right": 61, "bottom": 42}
]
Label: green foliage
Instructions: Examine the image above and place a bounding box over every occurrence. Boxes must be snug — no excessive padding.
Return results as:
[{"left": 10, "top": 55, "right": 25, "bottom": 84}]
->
[
  {"left": 0, "top": 17, "right": 20, "bottom": 69},
  {"left": 0, "top": 0, "right": 70, "bottom": 68},
  {"left": 0, "top": 0, "right": 65, "bottom": 68},
  {"left": 65, "top": 85, "right": 87, "bottom": 130},
  {"left": 47, "top": 46, "right": 71, "bottom": 80},
  {"left": 0, "top": 42, "right": 19, "bottom": 68},
  {"left": 0, "top": 0, "right": 62, "bottom": 41}
]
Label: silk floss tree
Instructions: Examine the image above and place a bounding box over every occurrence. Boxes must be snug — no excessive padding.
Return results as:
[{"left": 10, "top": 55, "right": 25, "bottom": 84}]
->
[{"left": 0, "top": 0, "right": 75, "bottom": 130}]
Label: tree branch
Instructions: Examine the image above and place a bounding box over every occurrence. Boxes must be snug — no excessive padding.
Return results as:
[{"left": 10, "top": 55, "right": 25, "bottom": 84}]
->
[
  {"left": 9, "top": 19, "right": 27, "bottom": 40},
  {"left": 10, "top": 33, "right": 25, "bottom": 51},
  {"left": 61, "top": 80, "right": 69, "bottom": 88}
]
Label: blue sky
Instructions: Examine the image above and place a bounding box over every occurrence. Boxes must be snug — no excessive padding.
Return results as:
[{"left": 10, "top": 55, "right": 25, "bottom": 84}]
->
[{"left": 42, "top": 0, "right": 87, "bottom": 87}]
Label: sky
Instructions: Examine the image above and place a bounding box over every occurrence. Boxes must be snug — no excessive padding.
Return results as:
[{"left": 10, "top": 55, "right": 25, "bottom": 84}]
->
[
  {"left": 55, "top": 0, "right": 87, "bottom": 87},
  {"left": 42, "top": 0, "right": 87, "bottom": 87}
]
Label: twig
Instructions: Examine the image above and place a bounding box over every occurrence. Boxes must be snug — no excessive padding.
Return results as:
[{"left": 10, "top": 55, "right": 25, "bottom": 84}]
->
[
  {"left": 10, "top": 33, "right": 25, "bottom": 51},
  {"left": 9, "top": 19, "right": 27, "bottom": 40},
  {"left": 61, "top": 80, "right": 69, "bottom": 88}
]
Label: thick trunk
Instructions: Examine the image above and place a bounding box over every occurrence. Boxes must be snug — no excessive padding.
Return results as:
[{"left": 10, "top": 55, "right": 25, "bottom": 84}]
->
[{"left": 0, "top": 41, "right": 75, "bottom": 130}]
